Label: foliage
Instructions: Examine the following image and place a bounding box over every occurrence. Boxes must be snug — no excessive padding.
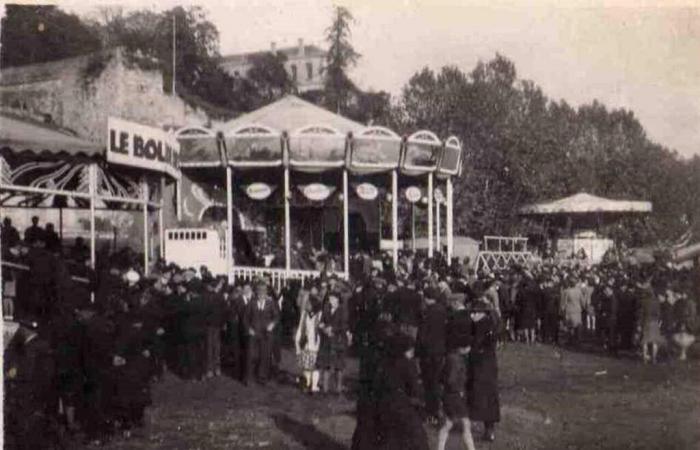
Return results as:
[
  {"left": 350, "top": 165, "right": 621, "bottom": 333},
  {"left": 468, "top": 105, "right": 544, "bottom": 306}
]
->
[
  {"left": 323, "top": 6, "right": 360, "bottom": 114},
  {"left": 245, "top": 51, "right": 294, "bottom": 109},
  {"left": 0, "top": 5, "right": 102, "bottom": 67},
  {"left": 397, "top": 54, "right": 699, "bottom": 245}
]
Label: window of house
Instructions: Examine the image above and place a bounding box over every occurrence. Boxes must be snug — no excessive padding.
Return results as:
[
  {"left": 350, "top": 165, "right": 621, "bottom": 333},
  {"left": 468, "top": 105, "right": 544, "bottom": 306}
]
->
[
  {"left": 290, "top": 64, "right": 297, "bottom": 81},
  {"left": 306, "top": 62, "right": 313, "bottom": 80}
]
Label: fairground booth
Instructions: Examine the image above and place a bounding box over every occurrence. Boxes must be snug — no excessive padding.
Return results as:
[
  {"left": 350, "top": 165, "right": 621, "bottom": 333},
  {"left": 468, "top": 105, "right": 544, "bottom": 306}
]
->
[
  {"left": 519, "top": 192, "right": 652, "bottom": 264},
  {"left": 168, "top": 95, "right": 463, "bottom": 285},
  {"left": 0, "top": 113, "right": 180, "bottom": 277}
]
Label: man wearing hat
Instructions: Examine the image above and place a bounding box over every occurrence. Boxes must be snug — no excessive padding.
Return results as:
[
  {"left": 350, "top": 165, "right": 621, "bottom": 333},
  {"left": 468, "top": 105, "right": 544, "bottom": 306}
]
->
[
  {"left": 416, "top": 286, "right": 448, "bottom": 424},
  {"left": 245, "top": 278, "right": 279, "bottom": 385},
  {"left": 4, "top": 319, "right": 61, "bottom": 448}
]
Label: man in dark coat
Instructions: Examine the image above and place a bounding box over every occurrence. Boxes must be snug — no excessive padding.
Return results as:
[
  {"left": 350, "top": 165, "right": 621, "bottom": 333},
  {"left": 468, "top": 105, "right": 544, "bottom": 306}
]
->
[
  {"left": 245, "top": 279, "right": 279, "bottom": 384},
  {"left": 416, "top": 286, "right": 447, "bottom": 423},
  {"left": 43, "top": 223, "right": 61, "bottom": 253},
  {"left": 23, "top": 215, "right": 44, "bottom": 245},
  {"left": 4, "top": 321, "right": 62, "bottom": 449},
  {"left": 230, "top": 283, "right": 255, "bottom": 382},
  {"left": 352, "top": 334, "right": 428, "bottom": 450},
  {"left": 1, "top": 217, "right": 21, "bottom": 253},
  {"left": 467, "top": 297, "right": 501, "bottom": 442},
  {"left": 25, "top": 239, "right": 57, "bottom": 322}
]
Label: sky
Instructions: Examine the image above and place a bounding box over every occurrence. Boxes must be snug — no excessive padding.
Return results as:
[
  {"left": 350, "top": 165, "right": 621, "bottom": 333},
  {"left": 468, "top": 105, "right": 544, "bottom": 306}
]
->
[{"left": 50, "top": 0, "right": 700, "bottom": 158}]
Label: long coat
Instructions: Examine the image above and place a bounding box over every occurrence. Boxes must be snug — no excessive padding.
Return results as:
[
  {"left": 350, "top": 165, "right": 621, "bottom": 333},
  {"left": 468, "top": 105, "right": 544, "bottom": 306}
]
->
[
  {"left": 467, "top": 314, "right": 500, "bottom": 423},
  {"left": 351, "top": 355, "right": 429, "bottom": 450}
]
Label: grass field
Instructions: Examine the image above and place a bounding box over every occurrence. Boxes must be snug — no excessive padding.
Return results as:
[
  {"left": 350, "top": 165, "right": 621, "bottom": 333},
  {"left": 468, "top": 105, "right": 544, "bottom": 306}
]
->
[{"left": 81, "top": 342, "right": 700, "bottom": 450}]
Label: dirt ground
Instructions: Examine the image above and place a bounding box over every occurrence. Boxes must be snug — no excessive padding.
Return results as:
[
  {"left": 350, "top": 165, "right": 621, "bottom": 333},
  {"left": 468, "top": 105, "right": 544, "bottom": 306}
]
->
[{"left": 80, "top": 343, "right": 700, "bottom": 450}]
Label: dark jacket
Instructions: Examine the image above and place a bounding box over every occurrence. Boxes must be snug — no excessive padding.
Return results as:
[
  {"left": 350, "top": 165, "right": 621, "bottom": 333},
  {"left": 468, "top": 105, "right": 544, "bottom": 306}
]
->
[{"left": 416, "top": 302, "right": 447, "bottom": 357}]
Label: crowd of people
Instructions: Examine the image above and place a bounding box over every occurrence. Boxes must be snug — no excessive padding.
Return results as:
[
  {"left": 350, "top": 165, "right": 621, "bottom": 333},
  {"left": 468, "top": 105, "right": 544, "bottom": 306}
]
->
[{"left": 2, "top": 215, "right": 698, "bottom": 450}]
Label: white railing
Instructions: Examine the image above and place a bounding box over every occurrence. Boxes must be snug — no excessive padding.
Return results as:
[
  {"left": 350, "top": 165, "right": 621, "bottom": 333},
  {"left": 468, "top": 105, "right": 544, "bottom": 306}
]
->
[
  {"left": 476, "top": 250, "right": 534, "bottom": 271},
  {"left": 230, "top": 266, "right": 347, "bottom": 289}
]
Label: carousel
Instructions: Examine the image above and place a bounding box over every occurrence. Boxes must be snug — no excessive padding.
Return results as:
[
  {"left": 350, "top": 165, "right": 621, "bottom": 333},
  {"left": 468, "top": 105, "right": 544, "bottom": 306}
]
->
[
  {"left": 168, "top": 95, "right": 463, "bottom": 284},
  {"left": 519, "top": 192, "right": 653, "bottom": 264},
  {"left": 0, "top": 113, "right": 178, "bottom": 278}
]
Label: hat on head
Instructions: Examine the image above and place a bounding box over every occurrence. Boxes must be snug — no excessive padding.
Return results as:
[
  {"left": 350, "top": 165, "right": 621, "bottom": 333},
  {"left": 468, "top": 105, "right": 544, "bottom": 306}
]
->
[{"left": 125, "top": 269, "right": 140, "bottom": 284}]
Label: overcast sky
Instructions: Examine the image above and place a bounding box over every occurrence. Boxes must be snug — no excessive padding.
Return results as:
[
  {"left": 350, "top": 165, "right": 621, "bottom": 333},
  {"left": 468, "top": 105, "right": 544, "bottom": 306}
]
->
[{"left": 60, "top": 0, "right": 700, "bottom": 158}]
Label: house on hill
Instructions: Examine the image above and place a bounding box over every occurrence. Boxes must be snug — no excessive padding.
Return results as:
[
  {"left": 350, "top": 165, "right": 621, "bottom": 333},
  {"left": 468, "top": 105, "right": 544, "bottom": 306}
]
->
[{"left": 220, "top": 39, "right": 327, "bottom": 93}]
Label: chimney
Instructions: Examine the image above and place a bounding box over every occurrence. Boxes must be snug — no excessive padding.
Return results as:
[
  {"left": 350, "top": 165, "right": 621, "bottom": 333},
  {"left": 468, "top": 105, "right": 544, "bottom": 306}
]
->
[
  {"left": 298, "top": 38, "right": 305, "bottom": 57},
  {"left": 270, "top": 41, "right": 276, "bottom": 53}
]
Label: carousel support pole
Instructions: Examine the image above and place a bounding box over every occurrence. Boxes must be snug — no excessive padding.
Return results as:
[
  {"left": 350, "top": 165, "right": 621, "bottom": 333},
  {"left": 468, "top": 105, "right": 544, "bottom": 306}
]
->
[
  {"left": 159, "top": 176, "right": 165, "bottom": 260},
  {"left": 428, "top": 172, "right": 434, "bottom": 258},
  {"left": 89, "top": 164, "right": 97, "bottom": 303},
  {"left": 142, "top": 178, "right": 149, "bottom": 276},
  {"left": 343, "top": 169, "right": 349, "bottom": 278},
  {"left": 411, "top": 204, "right": 416, "bottom": 252},
  {"left": 226, "top": 166, "right": 234, "bottom": 284},
  {"left": 446, "top": 177, "right": 454, "bottom": 262},
  {"left": 88, "top": 164, "right": 97, "bottom": 269},
  {"left": 436, "top": 191, "right": 441, "bottom": 255},
  {"left": 284, "top": 168, "right": 291, "bottom": 272},
  {"left": 391, "top": 170, "right": 398, "bottom": 269},
  {"left": 175, "top": 178, "right": 182, "bottom": 221}
]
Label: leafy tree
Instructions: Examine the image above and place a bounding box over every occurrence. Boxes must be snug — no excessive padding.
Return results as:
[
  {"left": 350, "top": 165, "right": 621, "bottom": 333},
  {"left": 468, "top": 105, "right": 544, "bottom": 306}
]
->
[
  {"left": 324, "top": 6, "right": 360, "bottom": 114},
  {"left": 1, "top": 5, "right": 102, "bottom": 67},
  {"left": 245, "top": 51, "right": 294, "bottom": 108}
]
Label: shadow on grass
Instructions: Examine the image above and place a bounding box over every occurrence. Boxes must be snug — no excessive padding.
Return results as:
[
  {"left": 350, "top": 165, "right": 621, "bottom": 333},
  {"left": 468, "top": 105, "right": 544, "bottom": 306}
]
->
[{"left": 272, "top": 414, "right": 347, "bottom": 450}]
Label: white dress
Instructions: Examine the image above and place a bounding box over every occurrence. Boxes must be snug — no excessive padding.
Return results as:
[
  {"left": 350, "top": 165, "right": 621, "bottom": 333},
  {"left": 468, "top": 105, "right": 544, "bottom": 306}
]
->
[{"left": 295, "top": 310, "right": 321, "bottom": 370}]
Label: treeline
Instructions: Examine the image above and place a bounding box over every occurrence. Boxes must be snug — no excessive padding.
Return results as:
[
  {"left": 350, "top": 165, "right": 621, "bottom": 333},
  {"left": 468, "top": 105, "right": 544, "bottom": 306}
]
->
[{"left": 385, "top": 55, "right": 700, "bottom": 245}]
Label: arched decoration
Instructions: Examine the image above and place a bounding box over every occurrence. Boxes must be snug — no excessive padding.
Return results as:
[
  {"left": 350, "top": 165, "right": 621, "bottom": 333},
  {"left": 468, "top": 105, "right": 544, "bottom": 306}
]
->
[
  {"left": 288, "top": 124, "right": 347, "bottom": 172},
  {"left": 349, "top": 126, "right": 402, "bottom": 174},
  {"left": 176, "top": 126, "right": 220, "bottom": 168},
  {"left": 402, "top": 129, "right": 443, "bottom": 175},
  {"left": 224, "top": 124, "right": 283, "bottom": 168},
  {"left": 438, "top": 135, "right": 462, "bottom": 178}
]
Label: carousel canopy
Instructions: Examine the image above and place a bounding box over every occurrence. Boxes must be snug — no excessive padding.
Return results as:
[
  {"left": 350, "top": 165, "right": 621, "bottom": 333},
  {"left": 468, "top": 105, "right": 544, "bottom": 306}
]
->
[
  {"left": 519, "top": 192, "right": 652, "bottom": 215},
  {"left": 177, "top": 95, "right": 463, "bottom": 177},
  {"left": 0, "top": 113, "right": 103, "bottom": 159},
  {"left": 224, "top": 95, "right": 365, "bottom": 135}
]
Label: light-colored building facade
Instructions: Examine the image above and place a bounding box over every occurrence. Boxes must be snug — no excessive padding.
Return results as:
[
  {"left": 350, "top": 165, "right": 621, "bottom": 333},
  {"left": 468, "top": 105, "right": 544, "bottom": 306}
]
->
[{"left": 220, "top": 39, "right": 327, "bottom": 93}]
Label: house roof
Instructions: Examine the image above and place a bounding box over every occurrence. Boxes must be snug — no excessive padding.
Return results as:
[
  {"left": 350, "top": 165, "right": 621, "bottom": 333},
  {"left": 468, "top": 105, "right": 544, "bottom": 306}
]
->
[
  {"left": 519, "top": 192, "right": 652, "bottom": 215},
  {"left": 220, "top": 45, "right": 326, "bottom": 66},
  {"left": 222, "top": 94, "right": 365, "bottom": 135}
]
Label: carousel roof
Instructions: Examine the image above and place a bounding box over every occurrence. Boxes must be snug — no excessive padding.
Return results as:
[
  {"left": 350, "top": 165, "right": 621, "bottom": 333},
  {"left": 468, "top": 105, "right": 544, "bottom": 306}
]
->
[
  {"left": 222, "top": 95, "right": 366, "bottom": 135},
  {"left": 519, "top": 192, "right": 652, "bottom": 215},
  {"left": 177, "top": 95, "right": 463, "bottom": 177},
  {"left": 0, "top": 113, "right": 103, "bottom": 159}
]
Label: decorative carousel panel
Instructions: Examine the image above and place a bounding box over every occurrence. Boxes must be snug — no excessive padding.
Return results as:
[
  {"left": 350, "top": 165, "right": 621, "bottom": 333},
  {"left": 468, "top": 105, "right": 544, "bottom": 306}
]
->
[
  {"left": 176, "top": 127, "right": 219, "bottom": 165},
  {"left": 288, "top": 125, "right": 346, "bottom": 170},
  {"left": 438, "top": 135, "right": 462, "bottom": 177},
  {"left": 350, "top": 126, "right": 401, "bottom": 173},
  {"left": 224, "top": 125, "right": 283, "bottom": 167},
  {"left": 403, "top": 130, "right": 443, "bottom": 174}
]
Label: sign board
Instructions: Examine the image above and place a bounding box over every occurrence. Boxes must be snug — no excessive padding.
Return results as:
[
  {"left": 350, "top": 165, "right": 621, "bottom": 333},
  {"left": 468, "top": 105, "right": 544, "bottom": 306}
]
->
[
  {"left": 434, "top": 187, "right": 445, "bottom": 203},
  {"left": 301, "top": 183, "right": 332, "bottom": 201},
  {"left": 108, "top": 117, "right": 180, "bottom": 179},
  {"left": 405, "top": 186, "right": 422, "bottom": 203},
  {"left": 355, "top": 183, "right": 378, "bottom": 201},
  {"left": 245, "top": 183, "right": 273, "bottom": 200}
]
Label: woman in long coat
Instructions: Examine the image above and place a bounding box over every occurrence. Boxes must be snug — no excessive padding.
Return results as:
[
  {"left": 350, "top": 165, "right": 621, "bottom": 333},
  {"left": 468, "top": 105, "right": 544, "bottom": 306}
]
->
[
  {"left": 351, "top": 334, "right": 429, "bottom": 450},
  {"left": 467, "top": 297, "right": 501, "bottom": 442}
]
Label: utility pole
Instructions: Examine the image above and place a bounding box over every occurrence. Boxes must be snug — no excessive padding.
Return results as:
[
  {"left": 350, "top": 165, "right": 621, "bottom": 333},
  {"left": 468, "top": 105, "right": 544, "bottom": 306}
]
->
[{"left": 172, "top": 14, "right": 176, "bottom": 95}]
